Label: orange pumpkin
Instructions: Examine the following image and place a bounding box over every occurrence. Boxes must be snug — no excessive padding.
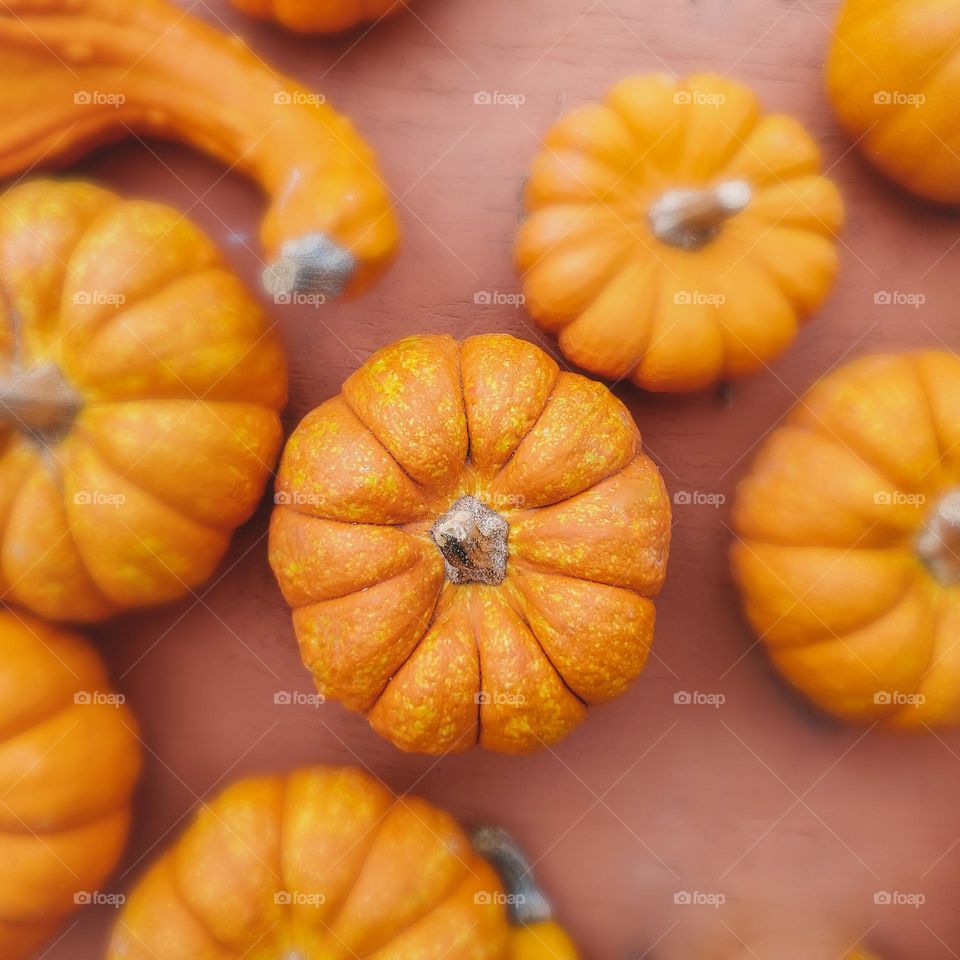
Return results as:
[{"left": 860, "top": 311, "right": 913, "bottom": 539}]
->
[
  {"left": 231, "top": 0, "right": 407, "bottom": 34},
  {"left": 732, "top": 351, "right": 960, "bottom": 727},
  {"left": 269, "top": 333, "right": 671, "bottom": 754},
  {"left": 515, "top": 73, "right": 843, "bottom": 392},
  {"left": 0, "top": 0, "right": 399, "bottom": 300},
  {"left": 827, "top": 0, "right": 960, "bottom": 204},
  {"left": 0, "top": 606, "right": 141, "bottom": 960},
  {"left": 0, "top": 179, "right": 286, "bottom": 622},
  {"left": 107, "top": 766, "right": 577, "bottom": 960}
]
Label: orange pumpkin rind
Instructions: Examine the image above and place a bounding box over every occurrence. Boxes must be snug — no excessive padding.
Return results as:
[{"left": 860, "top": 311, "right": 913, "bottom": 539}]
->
[
  {"left": 0, "top": 0, "right": 399, "bottom": 300},
  {"left": 269, "top": 333, "right": 672, "bottom": 754},
  {"left": 0, "top": 179, "right": 287, "bottom": 622},
  {"left": 827, "top": 0, "right": 960, "bottom": 205},
  {"left": 231, "top": 0, "right": 407, "bottom": 34},
  {"left": 0, "top": 606, "right": 141, "bottom": 960},
  {"left": 106, "top": 766, "right": 576, "bottom": 960},
  {"left": 732, "top": 351, "right": 960, "bottom": 728},
  {"left": 515, "top": 73, "right": 843, "bottom": 392}
]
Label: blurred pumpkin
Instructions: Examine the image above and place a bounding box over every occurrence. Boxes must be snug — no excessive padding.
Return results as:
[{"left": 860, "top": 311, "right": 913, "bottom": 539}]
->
[
  {"left": 107, "top": 766, "right": 576, "bottom": 960},
  {"left": 732, "top": 351, "right": 960, "bottom": 726},
  {"left": 269, "top": 333, "right": 671, "bottom": 754},
  {"left": 231, "top": 0, "right": 406, "bottom": 33},
  {"left": 0, "top": 180, "right": 286, "bottom": 622},
  {"left": 515, "top": 73, "right": 843, "bottom": 392},
  {"left": 0, "top": 0, "right": 398, "bottom": 300},
  {"left": 827, "top": 0, "right": 960, "bottom": 204},
  {"left": 0, "top": 606, "right": 141, "bottom": 960}
]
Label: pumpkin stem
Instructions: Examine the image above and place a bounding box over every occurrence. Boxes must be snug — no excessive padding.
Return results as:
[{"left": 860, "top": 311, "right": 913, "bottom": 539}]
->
[
  {"left": 0, "top": 363, "right": 81, "bottom": 442},
  {"left": 472, "top": 826, "right": 552, "bottom": 926},
  {"left": 648, "top": 179, "right": 751, "bottom": 250},
  {"left": 261, "top": 232, "right": 356, "bottom": 302},
  {"left": 917, "top": 491, "right": 960, "bottom": 585},
  {"left": 430, "top": 495, "right": 508, "bottom": 586}
]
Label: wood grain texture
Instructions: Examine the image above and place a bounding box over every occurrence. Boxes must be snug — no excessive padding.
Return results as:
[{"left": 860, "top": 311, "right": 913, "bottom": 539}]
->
[{"left": 27, "top": 0, "right": 960, "bottom": 957}]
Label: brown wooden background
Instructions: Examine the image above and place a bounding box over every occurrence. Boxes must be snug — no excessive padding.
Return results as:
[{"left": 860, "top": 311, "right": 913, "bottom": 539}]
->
[{"left": 36, "top": 0, "right": 960, "bottom": 957}]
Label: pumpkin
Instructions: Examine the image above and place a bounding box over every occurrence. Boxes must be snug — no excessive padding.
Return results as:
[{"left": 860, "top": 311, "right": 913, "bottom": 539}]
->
[
  {"left": 827, "top": 0, "right": 960, "bottom": 204},
  {"left": 0, "top": 179, "right": 286, "bottom": 622},
  {"left": 0, "top": 0, "right": 399, "bottom": 300},
  {"left": 106, "top": 765, "right": 577, "bottom": 960},
  {"left": 0, "top": 606, "right": 141, "bottom": 960},
  {"left": 269, "top": 333, "right": 671, "bottom": 754},
  {"left": 514, "top": 73, "right": 843, "bottom": 392},
  {"left": 231, "top": 0, "right": 406, "bottom": 34},
  {"left": 732, "top": 351, "right": 960, "bottom": 727}
]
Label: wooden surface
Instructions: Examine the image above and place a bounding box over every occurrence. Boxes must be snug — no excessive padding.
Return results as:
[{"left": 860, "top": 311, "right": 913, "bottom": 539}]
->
[{"left": 37, "top": 0, "right": 960, "bottom": 957}]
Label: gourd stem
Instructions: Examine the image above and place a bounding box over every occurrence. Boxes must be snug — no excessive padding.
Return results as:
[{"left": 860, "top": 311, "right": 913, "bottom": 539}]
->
[
  {"left": 917, "top": 491, "right": 960, "bottom": 585},
  {"left": 472, "top": 826, "right": 552, "bottom": 926},
  {"left": 261, "top": 234, "right": 356, "bottom": 300},
  {"left": 648, "top": 179, "right": 752, "bottom": 250},
  {"left": 0, "top": 363, "right": 81, "bottom": 439},
  {"left": 430, "top": 495, "right": 508, "bottom": 586}
]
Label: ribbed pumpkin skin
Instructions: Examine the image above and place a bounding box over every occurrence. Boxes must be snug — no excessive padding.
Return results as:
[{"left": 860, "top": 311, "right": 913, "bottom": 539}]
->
[
  {"left": 269, "top": 333, "right": 671, "bottom": 754},
  {"left": 107, "top": 767, "right": 509, "bottom": 960},
  {"left": 515, "top": 73, "right": 843, "bottom": 392},
  {"left": 827, "top": 0, "right": 960, "bottom": 203},
  {"left": 232, "top": 0, "right": 405, "bottom": 33},
  {"left": 0, "top": 607, "right": 141, "bottom": 960},
  {"left": 732, "top": 352, "right": 960, "bottom": 727},
  {"left": 0, "top": 180, "right": 287, "bottom": 622}
]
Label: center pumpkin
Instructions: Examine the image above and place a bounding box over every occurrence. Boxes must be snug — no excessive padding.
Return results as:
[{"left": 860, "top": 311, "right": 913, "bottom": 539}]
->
[{"left": 269, "top": 333, "right": 671, "bottom": 754}]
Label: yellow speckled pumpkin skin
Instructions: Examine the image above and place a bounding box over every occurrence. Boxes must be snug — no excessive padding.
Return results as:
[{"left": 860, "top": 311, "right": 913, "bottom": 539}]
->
[
  {"left": 231, "top": 0, "right": 406, "bottom": 33},
  {"left": 732, "top": 351, "right": 960, "bottom": 727},
  {"left": 827, "top": 0, "right": 960, "bottom": 204},
  {"left": 515, "top": 73, "right": 843, "bottom": 392},
  {"left": 0, "top": 180, "right": 287, "bottom": 622},
  {"left": 0, "top": 607, "right": 141, "bottom": 960},
  {"left": 269, "top": 333, "right": 671, "bottom": 754},
  {"left": 106, "top": 766, "right": 571, "bottom": 960}
]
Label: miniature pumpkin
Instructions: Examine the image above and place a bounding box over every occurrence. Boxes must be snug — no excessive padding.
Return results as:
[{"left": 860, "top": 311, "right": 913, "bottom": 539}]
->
[
  {"left": 269, "top": 333, "right": 671, "bottom": 754},
  {"left": 0, "top": 0, "right": 399, "bottom": 300},
  {"left": 732, "top": 351, "right": 960, "bottom": 727},
  {"left": 231, "top": 0, "right": 406, "bottom": 34},
  {"left": 0, "top": 606, "right": 141, "bottom": 960},
  {"left": 515, "top": 73, "right": 843, "bottom": 392},
  {"left": 827, "top": 0, "right": 960, "bottom": 204},
  {"left": 107, "top": 766, "right": 577, "bottom": 960},
  {"left": 0, "top": 179, "right": 286, "bottom": 622}
]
